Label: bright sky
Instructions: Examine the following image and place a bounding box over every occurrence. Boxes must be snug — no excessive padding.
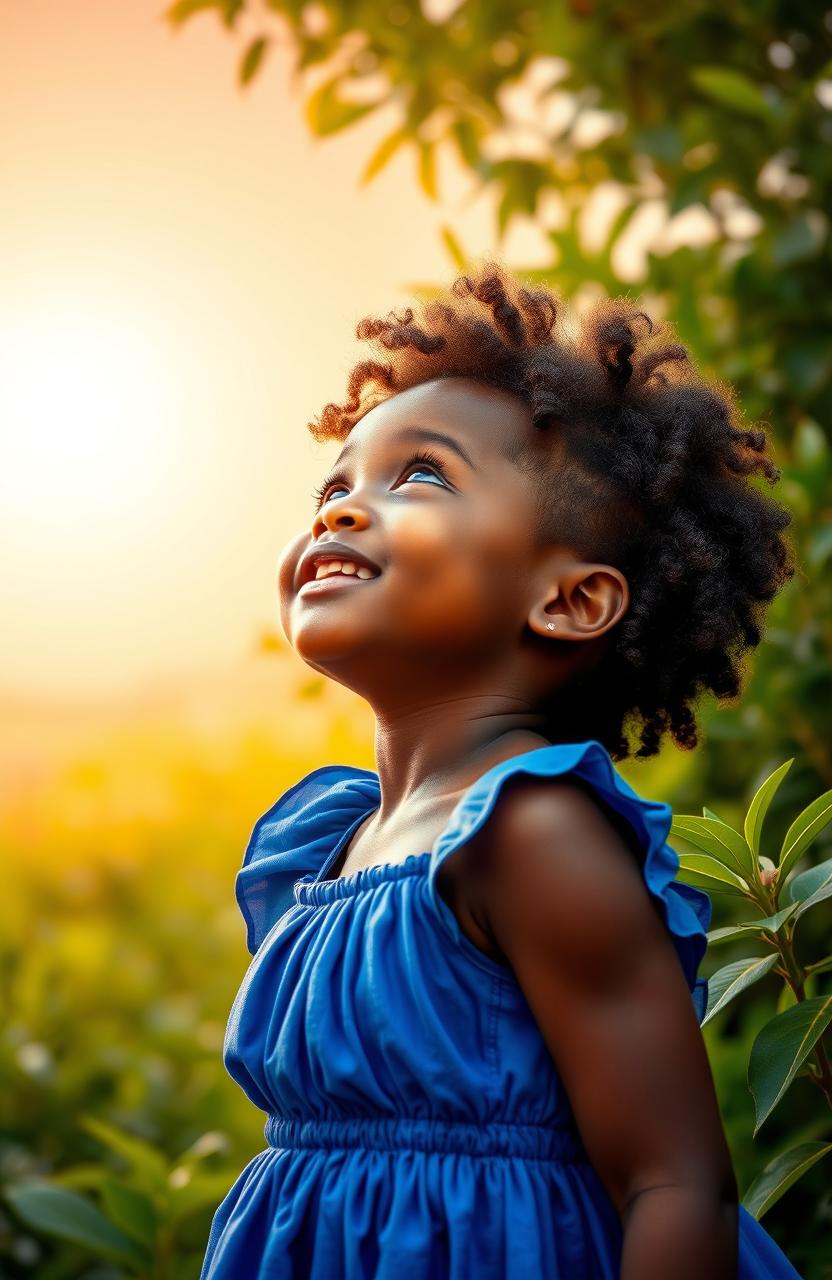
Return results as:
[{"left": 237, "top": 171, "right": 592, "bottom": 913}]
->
[{"left": 2, "top": 2, "right": 708, "bottom": 705}]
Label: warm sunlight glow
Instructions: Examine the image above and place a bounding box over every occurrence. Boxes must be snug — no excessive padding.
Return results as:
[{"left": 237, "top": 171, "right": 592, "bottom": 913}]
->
[{"left": 1, "top": 302, "right": 172, "bottom": 526}]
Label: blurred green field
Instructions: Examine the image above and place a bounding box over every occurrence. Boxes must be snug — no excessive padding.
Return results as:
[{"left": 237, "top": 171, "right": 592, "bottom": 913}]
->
[{"left": 0, "top": 652, "right": 372, "bottom": 1277}]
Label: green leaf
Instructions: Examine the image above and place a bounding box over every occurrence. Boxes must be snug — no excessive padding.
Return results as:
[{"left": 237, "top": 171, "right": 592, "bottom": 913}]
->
[
  {"left": 239, "top": 37, "right": 269, "bottom": 87},
  {"left": 295, "top": 37, "right": 333, "bottom": 74},
  {"left": 794, "top": 417, "right": 827, "bottom": 466},
  {"left": 497, "top": 189, "right": 515, "bottom": 240},
  {"left": 165, "top": 0, "right": 222, "bottom": 25},
  {"left": 305, "top": 77, "right": 377, "bottom": 138},
  {"left": 703, "top": 805, "right": 727, "bottom": 823},
  {"left": 806, "top": 524, "right": 832, "bottom": 571},
  {"left": 748, "top": 996, "right": 832, "bottom": 1132},
  {"left": 787, "top": 857, "right": 832, "bottom": 922},
  {"left": 4, "top": 1181, "right": 147, "bottom": 1267},
  {"left": 50, "top": 1164, "right": 110, "bottom": 1191},
  {"left": 668, "top": 167, "right": 715, "bottom": 216},
  {"left": 79, "top": 1116, "right": 169, "bottom": 1192},
  {"left": 359, "top": 126, "right": 410, "bottom": 185},
  {"left": 806, "top": 955, "right": 832, "bottom": 978},
  {"left": 779, "top": 788, "right": 832, "bottom": 883},
  {"left": 744, "top": 759, "right": 793, "bottom": 859},
  {"left": 706, "top": 902, "right": 798, "bottom": 945},
  {"left": 440, "top": 225, "right": 467, "bottom": 270},
  {"left": 418, "top": 141, "right": 438, "bottom": 201},
  {"left": 671, "top": 815, "right": 754, "bottom": 880},
  {"left": 690, "top": 67, "right": 774, "bottom": 118},
  {"left": 632, "top": 124, "right": 683, "bottom": 166},
  {"left": 782, "top": 341, "right": 832, "bottom": 398},
  {"left": 174, "top": 1130, "right": 230, "bottom": 1165},
  {"left": 451, "top": 118, "right": 489, "bottom": 176},
  {"left": 703, "top": 954, "right": 779, "bottom": 1024},
  {"left": 776, "top": 981, "right": 799, "bottom": 1015},
  {"left": 742, "top": 1142, "right": 832, "bottom": 1220},
  {"left": 788, "top": 857, "right": 832, "bottom": 903},
  {"left": 100, "top": 1178, "right": 157, "bottom": 1249},
  {"left": 400, "top": 282, "right": 446, "bottom": 300},
  {"left": 163, "top": 1170, "right": 237, "bottom": 1226},
  {"left": 675, "top": 851, "right": 749, "bottom": 891},
  {"left": 772, "top": 216, "right": 827, "bottom": 268},
  {"left": 222, "top": 0, "right": 243, "bottom": 28}
]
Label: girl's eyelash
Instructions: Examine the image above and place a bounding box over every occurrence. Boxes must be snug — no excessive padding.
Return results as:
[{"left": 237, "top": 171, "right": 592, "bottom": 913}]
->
[{"left": 311, "top": 448, "right": 451, "bottom": 511}]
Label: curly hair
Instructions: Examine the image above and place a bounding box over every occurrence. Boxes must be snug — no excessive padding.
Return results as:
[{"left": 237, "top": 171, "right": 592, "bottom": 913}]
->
[{"left": 307, "top": 259, "right": 796, "bottom": 760}]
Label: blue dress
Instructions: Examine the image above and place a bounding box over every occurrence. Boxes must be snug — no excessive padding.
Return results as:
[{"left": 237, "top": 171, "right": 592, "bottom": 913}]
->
[{"left": 200, "top": 740, "right": 803, "bottom": 1279}]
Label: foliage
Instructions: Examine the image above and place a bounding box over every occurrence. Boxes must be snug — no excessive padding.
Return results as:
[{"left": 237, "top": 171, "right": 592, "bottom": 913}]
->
[
  {"left": 0, "top": 682, "right": 374, "bottom": 1277},
  {"left": 671, "top": 758, "right": 832, "bottom": 1227},
  {"left": 5, "top": 1119, "right": 235, "bottom": 1278}
]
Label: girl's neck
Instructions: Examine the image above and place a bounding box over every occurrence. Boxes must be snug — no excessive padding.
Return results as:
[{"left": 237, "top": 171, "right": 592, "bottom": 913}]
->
[{"left": 369, "top": 702, "right": 552, "bottom": 823}]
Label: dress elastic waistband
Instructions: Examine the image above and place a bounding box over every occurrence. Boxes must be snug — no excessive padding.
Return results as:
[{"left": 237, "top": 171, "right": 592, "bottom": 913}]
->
[{"left": 264, "top": 1114, "right": 585, "bottom": 1164}]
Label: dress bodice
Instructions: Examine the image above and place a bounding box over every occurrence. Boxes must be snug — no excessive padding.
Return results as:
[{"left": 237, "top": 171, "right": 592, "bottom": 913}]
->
[
  {"left": 200, "top": 743, "right": 804, "bottom": 1280},
  {"left": 224, "top": 742, "right": 710, "bottom": 1144}
]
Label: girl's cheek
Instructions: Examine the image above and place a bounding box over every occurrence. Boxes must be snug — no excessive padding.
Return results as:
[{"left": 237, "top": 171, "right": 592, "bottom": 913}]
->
[
  {"left": 392, "top": 508, "right": 519, "bottom": 614},
  {"left": 387, "top": 514, "right": 497, "bottom": 640},
  {"left": 390, "top": 508, "right": 467, "bottom": 577}
]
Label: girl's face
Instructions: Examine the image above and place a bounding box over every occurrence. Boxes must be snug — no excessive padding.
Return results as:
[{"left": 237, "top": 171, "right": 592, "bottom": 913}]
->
[{"left": 277, "top": 376, "right": 624, "bottom": 705}]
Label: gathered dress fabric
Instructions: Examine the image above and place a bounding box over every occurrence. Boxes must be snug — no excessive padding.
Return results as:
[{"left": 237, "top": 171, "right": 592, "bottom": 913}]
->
[{"left": 200, "top": 740, "right": 803, "bottom": 1279}]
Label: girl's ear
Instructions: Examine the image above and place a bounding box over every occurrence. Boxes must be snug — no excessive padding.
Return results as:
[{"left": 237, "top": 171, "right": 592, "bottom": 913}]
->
[{"left": 528, "top": 562, "right": 630, "bottom": 643}]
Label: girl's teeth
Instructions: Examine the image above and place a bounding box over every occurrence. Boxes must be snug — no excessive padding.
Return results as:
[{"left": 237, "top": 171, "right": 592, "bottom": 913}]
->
[{"left": 313, "top": 560, "right": 377, "bottom": 581}]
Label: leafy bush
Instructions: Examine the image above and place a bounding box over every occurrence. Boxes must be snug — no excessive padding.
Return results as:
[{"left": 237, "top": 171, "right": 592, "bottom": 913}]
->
[{"left": 672, "top": 760, "right": 832, "bottom": 1226}]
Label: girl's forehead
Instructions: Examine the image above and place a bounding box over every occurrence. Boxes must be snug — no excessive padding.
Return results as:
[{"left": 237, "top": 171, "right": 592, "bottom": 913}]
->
[{"left": 348, "top": 377, "right": 534, "bottom": 459}]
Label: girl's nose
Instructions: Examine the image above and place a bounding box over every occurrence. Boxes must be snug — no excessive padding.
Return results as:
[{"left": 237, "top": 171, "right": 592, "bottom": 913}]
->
[{"left": 313, "top": 496, "right": 371, "bottom": 537}]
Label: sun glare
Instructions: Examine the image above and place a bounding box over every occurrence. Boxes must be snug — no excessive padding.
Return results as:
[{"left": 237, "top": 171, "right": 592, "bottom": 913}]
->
[{"left": 1, "top": 303, "right": 172, "bottom": 529}]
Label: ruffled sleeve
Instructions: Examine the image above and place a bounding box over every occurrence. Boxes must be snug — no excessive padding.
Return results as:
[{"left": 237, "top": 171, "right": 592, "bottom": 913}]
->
[
  {"left": 427, "top": 739, "right": 712, "bottom": 1023},
  {"left": 235, "top": 764, "right": 380, "bottom": 954}
]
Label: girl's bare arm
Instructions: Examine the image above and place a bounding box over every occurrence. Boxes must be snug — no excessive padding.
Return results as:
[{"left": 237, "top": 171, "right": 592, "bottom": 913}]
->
[{"left": 472, "top": 774, "right": 739, "bottom": 1280}]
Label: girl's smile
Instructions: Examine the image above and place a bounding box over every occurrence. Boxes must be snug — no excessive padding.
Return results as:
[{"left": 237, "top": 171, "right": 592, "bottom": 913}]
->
[
  {"left": 296, "top": 538, "right": 383, "bottom": 594},
  {"left": 298, "top": 567, "right": 380, "bottom": 596}
]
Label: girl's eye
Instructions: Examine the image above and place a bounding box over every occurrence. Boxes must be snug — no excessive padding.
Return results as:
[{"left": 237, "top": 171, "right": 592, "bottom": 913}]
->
[
  {"left": 314, "top": 481, "right": 345, "bottom": 504},
  {"left": 311, "top": 448, "right": 451, "bottom": 512}
]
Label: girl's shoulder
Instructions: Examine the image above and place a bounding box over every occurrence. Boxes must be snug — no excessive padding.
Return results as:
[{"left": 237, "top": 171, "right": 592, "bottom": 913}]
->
[{"left": 426, "top": 740, "right": 712, "bottom": 1020}]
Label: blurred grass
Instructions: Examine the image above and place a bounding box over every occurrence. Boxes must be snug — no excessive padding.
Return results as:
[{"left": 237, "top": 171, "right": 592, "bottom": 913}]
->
[{"left": 0, "top": 651, "right": 374, "bottom": 1276}]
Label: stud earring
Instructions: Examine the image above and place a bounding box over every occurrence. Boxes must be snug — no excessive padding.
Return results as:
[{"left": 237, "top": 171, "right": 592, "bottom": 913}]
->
[{"left": 546, "top": 622, "right": 555, "bottom": 630}]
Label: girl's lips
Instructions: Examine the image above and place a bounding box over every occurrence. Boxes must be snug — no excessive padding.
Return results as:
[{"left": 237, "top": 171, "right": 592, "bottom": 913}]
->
[{"left": 298, "top": 573, "right": 379, "bottom": 597}]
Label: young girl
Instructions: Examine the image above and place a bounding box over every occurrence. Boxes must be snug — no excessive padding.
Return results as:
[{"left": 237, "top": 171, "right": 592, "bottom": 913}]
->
[{"left": 200, "top": 262, "right": 802, "bottom": 1279}]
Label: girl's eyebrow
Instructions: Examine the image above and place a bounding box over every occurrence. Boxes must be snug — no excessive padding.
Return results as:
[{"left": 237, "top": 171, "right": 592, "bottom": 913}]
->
[{"left": 334, "top": 426, "right": 477, "bottom": 472}]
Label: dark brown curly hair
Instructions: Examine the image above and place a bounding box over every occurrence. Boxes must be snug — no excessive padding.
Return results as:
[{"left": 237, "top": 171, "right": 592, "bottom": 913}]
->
[{"left": 307, "top": 259, "right": 796, "bottom": 760}]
